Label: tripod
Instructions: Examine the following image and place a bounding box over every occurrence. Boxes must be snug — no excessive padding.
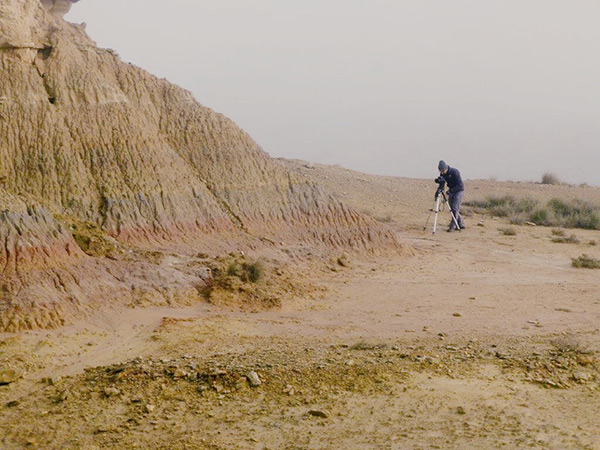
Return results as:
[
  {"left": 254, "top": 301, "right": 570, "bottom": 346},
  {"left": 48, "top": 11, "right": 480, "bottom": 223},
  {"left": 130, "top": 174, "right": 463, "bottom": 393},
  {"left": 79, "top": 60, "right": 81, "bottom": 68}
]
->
[{"left": 424, "top": 189, "right": 461, "bottom": 235}]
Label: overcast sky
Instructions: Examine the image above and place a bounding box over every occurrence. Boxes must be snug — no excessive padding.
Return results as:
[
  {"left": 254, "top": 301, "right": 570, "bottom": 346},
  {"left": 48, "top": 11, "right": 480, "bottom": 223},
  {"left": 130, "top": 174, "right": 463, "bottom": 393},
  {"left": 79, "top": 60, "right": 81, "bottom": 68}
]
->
[{"left": 67, "top": 1, "right": 600, "bottom": 185}]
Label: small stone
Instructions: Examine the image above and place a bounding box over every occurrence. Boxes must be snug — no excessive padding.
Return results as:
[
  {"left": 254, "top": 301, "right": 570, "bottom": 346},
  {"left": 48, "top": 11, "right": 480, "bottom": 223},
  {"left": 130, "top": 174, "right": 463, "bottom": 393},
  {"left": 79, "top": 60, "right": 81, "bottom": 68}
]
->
[
  {"left": 477, "top": 221, "right": 485, "bottom": 227},
  {"left": 572, "top": 372, "right": 590, "bottom": 382},
  {"left": 145, "top": 404, "right": 155, "bottom": 413},
  {"left": 5, "top": 400, "right": 20, "bottom": 407},
  {"left": 173, "top": 368, "right": 189, "bottom": 378},
  {"left": 42, "top": 376, "right": 62, "bottom": 386},
  {"left": 246, "top": 371, "right": 261, "bottom": 387},
  {"left": 577, "top": 355, "right": 594, "bottom": 366},
  {"left": 453, "top": 312, "right": 462, "bottom": 317},
  {"left": 283, "top": 384, "right": 295, "bottom": 395},
  {"left": 56, "top": 390, "right": 69, "bottom": 403},
  {"left": 0, "top": 369, "right": 19, "bottom": 385},
  {"left": 104, "top": 387, "right": 120, "bottom": 397},
  {"left": 308, "top": 409, "right": 330, "bottom": 418},
  {"left": 337, "top": 255, "right": 350, "bottom": 267},
  {"left": 456, "top": 406, "right": 466, "bottom": 415},
  {"left": 345, "top": 360, "right": 355, "bottom": 366}
]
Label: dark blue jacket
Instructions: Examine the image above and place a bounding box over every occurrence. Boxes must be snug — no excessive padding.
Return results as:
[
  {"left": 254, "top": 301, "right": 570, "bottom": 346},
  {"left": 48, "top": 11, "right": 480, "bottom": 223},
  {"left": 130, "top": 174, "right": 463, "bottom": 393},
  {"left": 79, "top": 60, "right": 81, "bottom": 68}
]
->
[{"left": 441, "top": 167, "right": 464, "bottom": 194}]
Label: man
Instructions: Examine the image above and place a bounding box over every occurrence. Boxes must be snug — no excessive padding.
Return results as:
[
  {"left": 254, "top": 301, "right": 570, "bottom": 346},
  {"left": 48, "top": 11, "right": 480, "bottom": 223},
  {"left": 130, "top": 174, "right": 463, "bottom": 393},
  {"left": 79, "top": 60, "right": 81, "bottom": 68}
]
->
[{"left": 438, "top": 160, "right": 465, "bottom": 231}]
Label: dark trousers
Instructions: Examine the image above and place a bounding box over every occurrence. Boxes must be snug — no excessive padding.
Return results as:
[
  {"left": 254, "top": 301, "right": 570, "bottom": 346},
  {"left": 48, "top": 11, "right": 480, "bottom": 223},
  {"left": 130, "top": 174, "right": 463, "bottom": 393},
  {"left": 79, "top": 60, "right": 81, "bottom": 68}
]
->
[{"left": 448, "top": 190, "right": 465, "bottom": 229}]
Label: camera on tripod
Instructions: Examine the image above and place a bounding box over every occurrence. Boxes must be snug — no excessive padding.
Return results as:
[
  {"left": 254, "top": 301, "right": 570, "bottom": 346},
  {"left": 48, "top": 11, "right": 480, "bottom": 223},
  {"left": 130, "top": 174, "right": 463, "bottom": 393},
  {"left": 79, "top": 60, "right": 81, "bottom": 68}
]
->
[
  {"left": 434, "top": 176, "right": 445, "bottom": 198},
  {"left": 424, "top": 174, "right": 460, "bottom": 234}
]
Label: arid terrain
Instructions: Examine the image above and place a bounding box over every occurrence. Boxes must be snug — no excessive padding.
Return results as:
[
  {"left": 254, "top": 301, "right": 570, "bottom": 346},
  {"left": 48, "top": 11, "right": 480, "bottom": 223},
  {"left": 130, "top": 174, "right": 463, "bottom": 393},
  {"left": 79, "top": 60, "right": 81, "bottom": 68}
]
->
[
  {"left": 1, "top": 2, "right": 599, "bottom": 448},
  {"left": 2, "top": 162, "right": 599, "bottom": 449}
]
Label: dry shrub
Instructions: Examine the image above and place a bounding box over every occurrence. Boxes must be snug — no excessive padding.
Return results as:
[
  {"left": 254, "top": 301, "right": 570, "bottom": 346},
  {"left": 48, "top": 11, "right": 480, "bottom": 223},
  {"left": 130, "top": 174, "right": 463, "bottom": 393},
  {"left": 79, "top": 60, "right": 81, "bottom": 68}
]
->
[
  {"left": 499, "top": 227, "right": 517, "bottom": 236},
  {"left": 541, "top": 172, "right": 560, "bottom": 185},
  {"left": 551, "top": 333, "right": 589, "bottom": 354},
  {"left": 571, "top": 254, "right": 600, "bottom": 269},
  {"left": 465, "top": 196, "right": 600, "bottom": 230},
  {"left": 551, "top": 234, "right": 580, "bottom": 244}
]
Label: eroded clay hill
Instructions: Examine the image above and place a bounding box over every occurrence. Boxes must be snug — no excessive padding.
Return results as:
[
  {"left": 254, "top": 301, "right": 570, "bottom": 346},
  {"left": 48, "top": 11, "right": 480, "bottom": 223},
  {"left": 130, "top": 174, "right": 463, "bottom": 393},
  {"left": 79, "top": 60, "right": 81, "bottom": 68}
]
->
[{"left": 0, "top": 0, "right": 401, "bottom": 331}]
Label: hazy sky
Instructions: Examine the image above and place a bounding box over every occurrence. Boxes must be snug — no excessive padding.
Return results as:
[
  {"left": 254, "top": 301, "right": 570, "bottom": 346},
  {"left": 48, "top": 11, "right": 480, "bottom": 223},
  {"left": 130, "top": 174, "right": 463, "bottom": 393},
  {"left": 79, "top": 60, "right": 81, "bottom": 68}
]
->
[{"left": 67, "top": 1, "right": 600, "bottom": 185}]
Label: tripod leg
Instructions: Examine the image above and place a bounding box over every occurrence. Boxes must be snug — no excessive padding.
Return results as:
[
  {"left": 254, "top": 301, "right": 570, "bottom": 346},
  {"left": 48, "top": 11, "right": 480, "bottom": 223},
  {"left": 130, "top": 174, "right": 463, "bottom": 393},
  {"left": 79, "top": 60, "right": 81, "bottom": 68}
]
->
[
  {"left": 423, "top": 202, "right": 436, "bottom": 230},
  {"left": 432, "top": 196, "right": 441, "bottom": 234}
]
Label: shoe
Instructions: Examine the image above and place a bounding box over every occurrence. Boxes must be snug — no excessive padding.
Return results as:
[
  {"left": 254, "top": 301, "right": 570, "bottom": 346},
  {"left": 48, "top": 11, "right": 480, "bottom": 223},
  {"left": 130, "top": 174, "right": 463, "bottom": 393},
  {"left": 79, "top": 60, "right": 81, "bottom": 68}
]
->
[{"left": 447, "top": 227, "right": 456, "bottom": 232}]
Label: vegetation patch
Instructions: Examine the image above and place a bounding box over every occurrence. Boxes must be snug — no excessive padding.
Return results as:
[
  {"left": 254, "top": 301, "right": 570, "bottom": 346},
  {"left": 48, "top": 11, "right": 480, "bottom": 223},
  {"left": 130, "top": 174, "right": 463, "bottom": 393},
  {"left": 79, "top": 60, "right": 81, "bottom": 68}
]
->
[
  {"left": 551, "top": 234, "right": 580, "bottom": 244},
  {"left": 465, "top": 196, "right": 600, "bottom": 230},
  {"left": 571, "top": 254, "right": 600, "bottom": 269},
  {"left": 199, "top": 256, "right": 314, "bottom": 309},
  {"left": 541, "top": 172, "right": 561, "bottom": 185},
  {"left": 57, "top": 215, "right": 121, "bottom": 258},
  {"left": 499, "top": 227, "right": 517, "bottom": 236}
]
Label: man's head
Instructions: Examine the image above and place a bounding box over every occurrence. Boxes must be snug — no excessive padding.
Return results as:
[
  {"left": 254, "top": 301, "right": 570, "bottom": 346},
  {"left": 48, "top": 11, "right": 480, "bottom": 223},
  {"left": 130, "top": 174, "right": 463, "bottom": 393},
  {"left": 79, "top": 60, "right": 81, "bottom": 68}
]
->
[{"left": 438, "top": 160, "right": 448, "bottom": 174}]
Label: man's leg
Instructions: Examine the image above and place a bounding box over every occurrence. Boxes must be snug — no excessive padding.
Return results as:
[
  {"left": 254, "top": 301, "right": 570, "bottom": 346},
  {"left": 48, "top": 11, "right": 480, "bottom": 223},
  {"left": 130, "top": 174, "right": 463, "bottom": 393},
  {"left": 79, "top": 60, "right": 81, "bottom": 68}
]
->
[{"left": 448, "top": 190, "right": 464, "bottom": 230}]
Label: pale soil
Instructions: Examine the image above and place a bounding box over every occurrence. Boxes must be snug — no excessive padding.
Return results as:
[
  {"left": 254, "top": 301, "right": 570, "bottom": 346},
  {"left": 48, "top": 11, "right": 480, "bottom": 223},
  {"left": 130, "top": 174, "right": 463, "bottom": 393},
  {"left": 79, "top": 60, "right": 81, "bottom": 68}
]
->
[{"left": 1, "top": 163, "right": 600, "bottom": 449}]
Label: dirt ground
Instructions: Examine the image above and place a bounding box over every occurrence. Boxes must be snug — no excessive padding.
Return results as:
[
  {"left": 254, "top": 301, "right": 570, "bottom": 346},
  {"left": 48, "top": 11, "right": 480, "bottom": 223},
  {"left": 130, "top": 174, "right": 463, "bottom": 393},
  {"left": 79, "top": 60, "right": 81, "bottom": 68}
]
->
[{"left": 1, "top": 164, "right": 600, "bottom": 449}]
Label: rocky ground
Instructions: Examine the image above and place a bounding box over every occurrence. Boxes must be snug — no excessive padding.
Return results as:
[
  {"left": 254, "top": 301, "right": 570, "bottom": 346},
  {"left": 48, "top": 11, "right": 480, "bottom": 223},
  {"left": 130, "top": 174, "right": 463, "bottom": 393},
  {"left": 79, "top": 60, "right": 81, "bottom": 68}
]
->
[{"left": 2, "top": 163, "right": 600, "bottom": 449}]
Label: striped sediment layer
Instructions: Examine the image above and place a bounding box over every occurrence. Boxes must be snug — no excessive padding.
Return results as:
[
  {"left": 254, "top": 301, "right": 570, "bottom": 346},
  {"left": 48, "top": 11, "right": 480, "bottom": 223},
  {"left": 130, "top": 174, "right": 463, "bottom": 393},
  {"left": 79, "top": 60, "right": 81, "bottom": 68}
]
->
[{"left": 0, "top": 0, "right": 405, "bottom": 331}]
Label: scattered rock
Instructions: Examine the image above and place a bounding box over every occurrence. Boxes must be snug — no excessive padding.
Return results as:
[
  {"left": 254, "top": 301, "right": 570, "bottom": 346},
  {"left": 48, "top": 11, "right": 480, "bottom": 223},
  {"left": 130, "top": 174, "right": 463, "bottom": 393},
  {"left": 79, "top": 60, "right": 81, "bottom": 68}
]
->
[
  {"left": 145, "top": 404, "right": 155, "bottom": 413},
  {"left": 456, "top": 406, "right": 467, "bottom": 415},
  {"left": 173, "top": 368, "right": 189, "bottom": 378},
  {"left": 524, "top": 221, "right": 537, "bottom": 226},
  {"left": 337, "top": 255, "right": 351, "bottom": 268},
  {"left": 246, "top": 371, "right": 261, "bottom": 387},
  {"left": 495, "top": 352, "right": 508, "bottom": 360},
  {"left": 5, "top": 400, "right": 20, "bottom": 407},
  {"left": 308, "top": 409, "right": 331, "bottom": 418},
  {"left": 572, "top": 372, "right": 591, "bottom": 382},
  {"left": 56, "top": 390, "right": 69, "bottom": 403},
  {"left": 453, "top": 312, "right": 462, "bottom": 317},
  {"left": 103, "top": 387, "right": 120, "bottom": 397},
  {"left": 577, "top": 355, "right": 594, "bottom": 366},
  {"left": 41, "top": 376, "right": 62, "bottom": 386},
  {"left": 477, "top": 222, "right": 485, "bottom": 227},
  {"left": 0, "top": 369, "right": 19, "bottom": 385}
]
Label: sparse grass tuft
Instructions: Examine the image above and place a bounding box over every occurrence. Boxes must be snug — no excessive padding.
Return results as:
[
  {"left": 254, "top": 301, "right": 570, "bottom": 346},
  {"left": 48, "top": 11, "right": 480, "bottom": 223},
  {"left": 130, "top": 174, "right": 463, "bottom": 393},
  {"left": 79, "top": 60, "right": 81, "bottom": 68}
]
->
[
  {"left": 541, "top": 172, "right": 560, "bottom": 185},
  {"left": 571, "top": 254, "right": 600, "bottom": 269},
  {"left": 224, "top": 259, "right": 264, "bottom": 283},
  {"left": 551, "top": 333, "right": 589, "bottom": 354},
  {"left": 375, "top": 215, "right": 392, "bottom": 223},
  {"left": 551, "top": 234, "right": 580, "bottom": 244},
  {"left": 499, "top": 227, "right": 517, "bottom": 236}
]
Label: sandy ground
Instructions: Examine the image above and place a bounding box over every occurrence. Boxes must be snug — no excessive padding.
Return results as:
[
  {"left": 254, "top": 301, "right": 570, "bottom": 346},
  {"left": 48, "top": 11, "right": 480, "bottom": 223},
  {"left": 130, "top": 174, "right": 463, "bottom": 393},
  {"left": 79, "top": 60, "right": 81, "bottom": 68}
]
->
[{"left": 1, "top": 164, "right": 600, "bottom": 449}]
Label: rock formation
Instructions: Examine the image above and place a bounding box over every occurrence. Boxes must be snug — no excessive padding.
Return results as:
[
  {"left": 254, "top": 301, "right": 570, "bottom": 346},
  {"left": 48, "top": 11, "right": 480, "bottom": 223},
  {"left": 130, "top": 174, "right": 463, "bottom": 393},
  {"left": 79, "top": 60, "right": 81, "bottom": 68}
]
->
[{"left": 0, "top": 0, "right": 402, "bottom": 331}]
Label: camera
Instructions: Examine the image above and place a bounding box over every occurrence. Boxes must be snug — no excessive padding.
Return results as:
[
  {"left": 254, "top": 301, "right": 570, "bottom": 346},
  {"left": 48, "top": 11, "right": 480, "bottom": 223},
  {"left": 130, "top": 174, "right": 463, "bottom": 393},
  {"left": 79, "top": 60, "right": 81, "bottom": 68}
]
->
[{"left": 434, "top": 176, "right": 445, "bottom": 199}]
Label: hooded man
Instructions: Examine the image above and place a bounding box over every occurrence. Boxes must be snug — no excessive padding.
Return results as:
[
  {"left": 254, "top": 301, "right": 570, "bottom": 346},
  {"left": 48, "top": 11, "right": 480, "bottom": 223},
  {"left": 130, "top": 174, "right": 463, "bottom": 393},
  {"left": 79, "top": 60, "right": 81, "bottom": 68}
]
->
[{"left": 438, "top": 160, "right": 465, "bottom": 231}]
